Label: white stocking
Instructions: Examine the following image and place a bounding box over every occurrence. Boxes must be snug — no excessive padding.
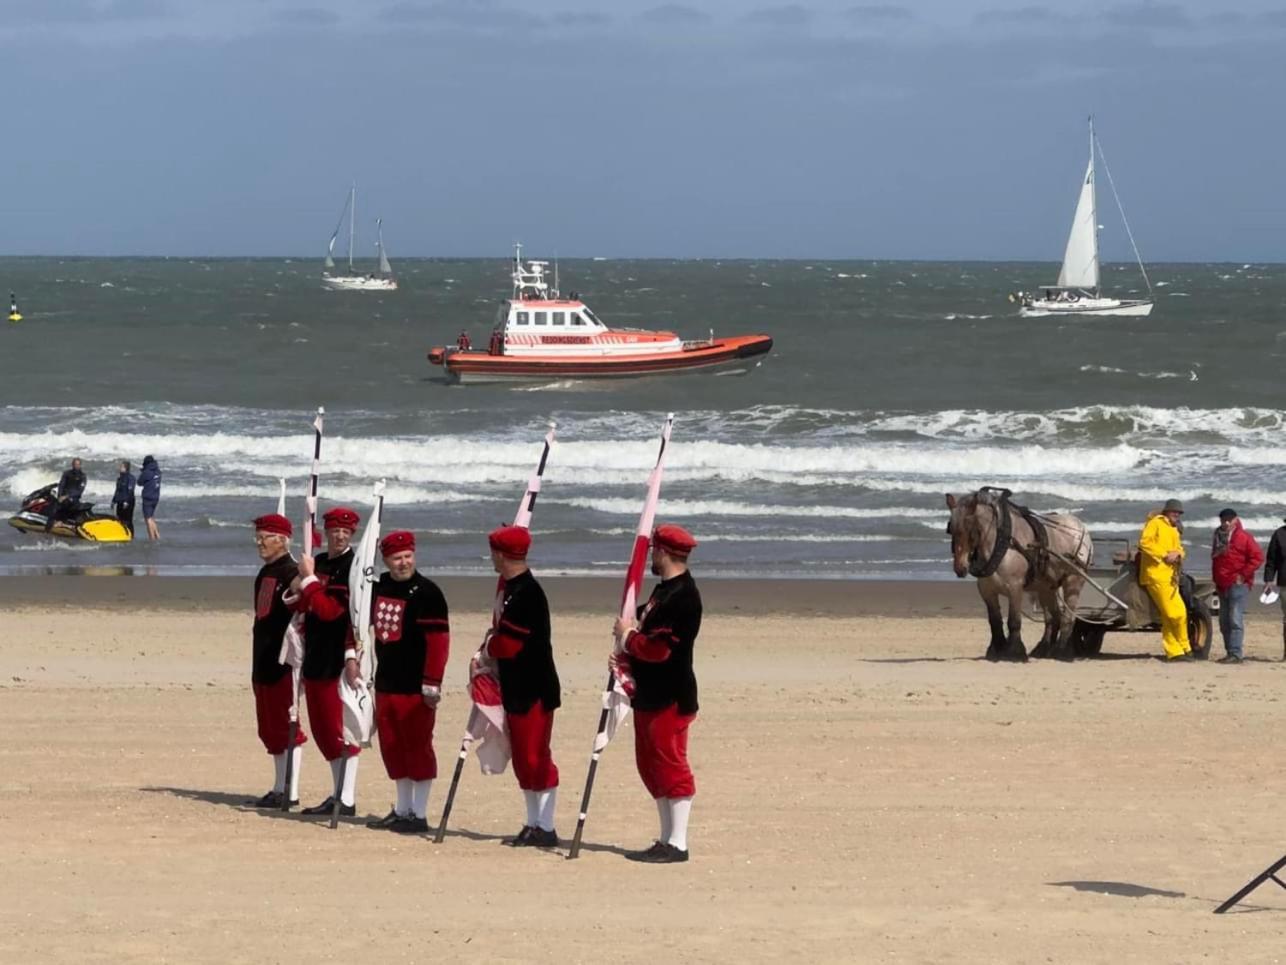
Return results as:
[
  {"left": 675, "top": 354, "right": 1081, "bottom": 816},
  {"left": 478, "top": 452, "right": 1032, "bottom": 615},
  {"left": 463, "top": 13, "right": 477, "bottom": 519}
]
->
[
  {"left": 523, "top": 790, "right": 539, "bottom": 827},
  {"left": 288, "top": 746, "right": 302, "bottom": 802},
  {"left": 656, "top": 797, "right": 672, "bottom": 842},
  {"left": 667, "top": 796, "right": 693, "bottom": 851},
  {"left": 272, "top": 753, "right": 287, "bottom": 794},
  {"left": 329, "top": 759, "right": 343, "bottom": 797},
  {"left": 395, "top": 778, "right": 413, "bottom": 816},
  {"left": 535, "top": 788, "right": 557, "bottom": 832},
  {"left": 411, "top": 779, "right": 433, "bottom": 819},
  {"left": 340, "top": 756, "right": 359, "bottom": 807}
]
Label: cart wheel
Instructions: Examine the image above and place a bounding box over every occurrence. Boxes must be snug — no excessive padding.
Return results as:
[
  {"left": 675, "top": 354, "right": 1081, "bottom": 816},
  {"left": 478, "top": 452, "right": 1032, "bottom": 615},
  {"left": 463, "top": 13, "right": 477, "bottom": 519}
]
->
[
  {"left": 1071, "top": 620, "right": 1106, "bottom": 658},
  {"left": 1188, "top": 598, "right": 1213, "bottom": 660}
]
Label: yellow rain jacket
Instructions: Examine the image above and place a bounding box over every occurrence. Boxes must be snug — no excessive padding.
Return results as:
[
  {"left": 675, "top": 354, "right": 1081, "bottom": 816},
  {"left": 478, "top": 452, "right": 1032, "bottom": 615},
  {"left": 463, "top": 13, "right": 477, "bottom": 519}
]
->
[{"left": 1138, "top": 513, "right": 1184, "bottom": 587}]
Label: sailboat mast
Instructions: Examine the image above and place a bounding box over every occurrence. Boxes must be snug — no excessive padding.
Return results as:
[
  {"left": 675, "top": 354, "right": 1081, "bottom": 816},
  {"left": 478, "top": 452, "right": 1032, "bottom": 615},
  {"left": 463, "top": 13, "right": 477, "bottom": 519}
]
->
[
  {"left": 1088, "top": 116, "right": 1099, "bottom": 295},
  {"left": 348, "top": 183, "right": 356, "bottom": 272},
  {"left": 1093, "top": 121, "right": 1154, "bottom": 298}
]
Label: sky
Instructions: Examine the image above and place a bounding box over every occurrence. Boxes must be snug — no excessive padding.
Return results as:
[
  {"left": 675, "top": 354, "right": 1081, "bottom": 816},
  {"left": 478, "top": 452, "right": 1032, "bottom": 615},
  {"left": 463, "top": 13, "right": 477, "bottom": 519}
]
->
[{"left": 2, "top": 0, "right": 1285, "bottom": 260}]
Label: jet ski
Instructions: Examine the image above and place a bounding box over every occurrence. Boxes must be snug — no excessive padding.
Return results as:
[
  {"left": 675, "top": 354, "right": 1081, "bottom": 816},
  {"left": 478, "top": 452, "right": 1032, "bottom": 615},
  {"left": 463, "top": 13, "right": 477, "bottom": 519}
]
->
[{"left": 7, "top": 484, "right": 132, "bottom": 542}]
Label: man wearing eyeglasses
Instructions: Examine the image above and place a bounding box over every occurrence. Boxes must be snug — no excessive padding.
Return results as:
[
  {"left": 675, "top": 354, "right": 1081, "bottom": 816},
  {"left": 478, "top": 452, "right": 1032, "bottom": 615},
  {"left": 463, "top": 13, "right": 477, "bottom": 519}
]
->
[{"left": 248, "top": 514, "right": 307, "bottom": 809}]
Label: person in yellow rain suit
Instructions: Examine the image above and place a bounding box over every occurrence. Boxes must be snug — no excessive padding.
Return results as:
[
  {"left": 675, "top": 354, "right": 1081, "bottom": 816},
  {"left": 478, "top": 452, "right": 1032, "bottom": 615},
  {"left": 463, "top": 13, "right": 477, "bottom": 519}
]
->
[{"left": 1138, "top": 499, "right": 1191, "bottom": 661}]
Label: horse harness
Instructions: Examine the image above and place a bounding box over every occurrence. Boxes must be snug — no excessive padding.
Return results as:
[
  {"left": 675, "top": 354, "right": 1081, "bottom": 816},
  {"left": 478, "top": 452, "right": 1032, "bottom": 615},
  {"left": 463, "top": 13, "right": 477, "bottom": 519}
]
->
[{"left": 963, "top": 489, "right": 1050, "bottom": 582}]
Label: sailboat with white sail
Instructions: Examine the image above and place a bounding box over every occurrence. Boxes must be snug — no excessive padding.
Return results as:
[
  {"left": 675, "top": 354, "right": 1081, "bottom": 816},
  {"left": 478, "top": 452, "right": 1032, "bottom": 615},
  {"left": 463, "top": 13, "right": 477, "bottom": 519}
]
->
[
  {"left": 322, "top": 184, "right": 398, "bottom": 292},
  {"left": 1013, "top": 118, "right": 1153, "bottom": 317}
]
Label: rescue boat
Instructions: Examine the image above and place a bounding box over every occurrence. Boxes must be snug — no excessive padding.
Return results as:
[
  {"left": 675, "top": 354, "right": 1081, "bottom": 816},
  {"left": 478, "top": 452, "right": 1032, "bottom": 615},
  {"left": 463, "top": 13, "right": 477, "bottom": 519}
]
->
[{"left": 426, "top": 247, "right": 773, "bottom": 383}]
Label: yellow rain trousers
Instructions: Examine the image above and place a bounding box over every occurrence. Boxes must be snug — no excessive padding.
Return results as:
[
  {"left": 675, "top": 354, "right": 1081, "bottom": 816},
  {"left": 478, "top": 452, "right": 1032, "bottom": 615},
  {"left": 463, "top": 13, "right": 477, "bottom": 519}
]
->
[{"left": 1138, "top": 515, "right": 1190, "bottom": 658}]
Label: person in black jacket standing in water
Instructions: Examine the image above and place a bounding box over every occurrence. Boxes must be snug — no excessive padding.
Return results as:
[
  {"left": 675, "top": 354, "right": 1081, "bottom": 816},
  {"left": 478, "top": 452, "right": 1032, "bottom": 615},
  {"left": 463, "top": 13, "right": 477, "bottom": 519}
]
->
[
  {"left": 111, "top": 460, "right": 136, "bottom": 534},
  {"left": 483, "top": 525, "right": 561, "bottom": 849},
  {"left": 614, "top": 523, "right": 703, "bottom": 864}
]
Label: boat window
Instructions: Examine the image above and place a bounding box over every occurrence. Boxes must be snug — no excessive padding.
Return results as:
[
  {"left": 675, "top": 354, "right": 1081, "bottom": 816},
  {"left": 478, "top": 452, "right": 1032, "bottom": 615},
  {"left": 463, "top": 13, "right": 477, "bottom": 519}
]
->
[
  {"left": 570, "top": 313, "right": 586, "bottom": 326},
  {"left": 516, "top": 311, "right": 529, "bottom": 326},
  {"left": 550, "top": 312, "right": 565, "bottom": 326},
  {"left": 534, "top": 312, "right": 548, "bottom": 326},
  {"left": 583, "top": 308, "right": 602, "bottom": 325}
]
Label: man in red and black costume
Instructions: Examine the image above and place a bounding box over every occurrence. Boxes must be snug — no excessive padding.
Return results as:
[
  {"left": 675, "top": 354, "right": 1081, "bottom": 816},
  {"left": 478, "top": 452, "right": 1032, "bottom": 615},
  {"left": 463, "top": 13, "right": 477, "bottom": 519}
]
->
[
  {"left": 483, "top": 525, "right": 561, "bottom": 848},
  {"left": 248, "top": 513, "right": 307, "bottom": 809},
  {"left": 614, "top": 523, "right": 702, "bottom": 863},
  {"left": 291, "top": 506, "right": 362, "bottom": 817},
  {"left": 365, "top": 530, "right": 450, "bottom": 834}
]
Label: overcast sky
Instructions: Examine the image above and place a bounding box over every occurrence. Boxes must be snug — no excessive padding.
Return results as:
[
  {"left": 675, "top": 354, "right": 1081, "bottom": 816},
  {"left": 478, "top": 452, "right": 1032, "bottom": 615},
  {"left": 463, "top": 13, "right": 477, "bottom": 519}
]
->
[{"left": 3, "top": 0, "right": 1284, "bottom": 259}]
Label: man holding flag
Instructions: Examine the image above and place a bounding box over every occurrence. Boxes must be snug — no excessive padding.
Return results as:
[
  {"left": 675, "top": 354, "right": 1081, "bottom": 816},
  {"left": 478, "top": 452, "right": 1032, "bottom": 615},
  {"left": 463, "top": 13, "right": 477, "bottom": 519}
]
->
[
  {"left": 365, "top": 531, "right": 451, "bottom": 834},
  {"left": 247, "top": 514, "right": 307, "bottom": 809},
  {"left": 483, "top": 525, "right": 562, "bottom": 848},
  {"left": 613, "top": 523, "right": 702, "bottom": 864},
  {"left": 291, "top": 506, "right": 362, "bottom": 816}
]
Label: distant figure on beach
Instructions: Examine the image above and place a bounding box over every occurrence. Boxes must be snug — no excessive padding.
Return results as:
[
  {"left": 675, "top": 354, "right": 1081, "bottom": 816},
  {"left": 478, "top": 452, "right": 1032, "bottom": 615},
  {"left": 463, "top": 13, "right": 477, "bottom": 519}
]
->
[
  {"left": 1210, "top": 509, "right": 1263, "bottom": 665},
  {"left": 138, "top": 455, "right": 162, "bottom": 541},
  {"left": 112, "top": 460, "right": 137, "bottom": 536},
  {"left": 1138, "top": 499, "right": 1191, "bottom": 662},
  {"left": 45, "top": 457, "right": 87, "bottom": 532},
  {"left": 1263, "top": 516, "right": 1286, "bottom": 660},
  {"left": 613, "top": 523, "right": 702, "bottom": 864}
]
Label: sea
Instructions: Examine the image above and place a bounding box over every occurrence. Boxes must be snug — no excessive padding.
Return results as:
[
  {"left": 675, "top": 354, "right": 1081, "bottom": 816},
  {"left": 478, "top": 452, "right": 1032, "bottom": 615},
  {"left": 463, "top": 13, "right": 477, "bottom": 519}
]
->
[{"left": 0, "top": 257, "right": 1283, "bottom": 579}]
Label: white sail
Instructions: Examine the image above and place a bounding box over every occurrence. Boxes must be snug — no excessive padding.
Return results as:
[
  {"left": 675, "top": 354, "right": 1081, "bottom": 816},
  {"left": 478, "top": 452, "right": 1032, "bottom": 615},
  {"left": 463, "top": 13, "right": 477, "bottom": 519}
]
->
[
  {"left": 324, "top": 234, "right": 337, "bottom": 270},
  {"left": 1056, "top": 157, "right": 1099, "bottom": 291},
  {"left": 377, "top": 219, "right": 392, "bottom": 276}
]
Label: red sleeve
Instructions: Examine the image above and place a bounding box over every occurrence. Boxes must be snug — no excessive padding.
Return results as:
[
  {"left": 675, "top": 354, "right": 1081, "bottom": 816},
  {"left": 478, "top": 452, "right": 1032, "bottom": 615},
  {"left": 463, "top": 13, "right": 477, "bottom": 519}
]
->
[
  {"left": 1242, "top": 532, "right": 1265, "bottom": 581},
  {"left": 418, "top": 619, "right": 449, "bottom": 686},
  {"left": 624, "top": 627, "right": 676, "bottom": 663},
  {"left": 487, "top": 617, "right": 530, "bottom": 659},
  {"left": 300, "top": 579, "right": 349, "bottom": 622}
]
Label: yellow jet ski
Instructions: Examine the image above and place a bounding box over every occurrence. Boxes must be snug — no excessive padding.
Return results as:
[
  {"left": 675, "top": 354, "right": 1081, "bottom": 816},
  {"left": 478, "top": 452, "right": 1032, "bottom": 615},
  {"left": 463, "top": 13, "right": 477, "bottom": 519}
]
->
[{"left": 7, "top": 484, "right": 132, "bottom": 542}]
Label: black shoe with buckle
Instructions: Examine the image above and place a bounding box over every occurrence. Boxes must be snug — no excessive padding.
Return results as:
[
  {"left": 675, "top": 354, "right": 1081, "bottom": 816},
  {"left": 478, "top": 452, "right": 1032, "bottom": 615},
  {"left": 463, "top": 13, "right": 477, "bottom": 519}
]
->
[
  {"left": 248, "top": 791, "right": 298, "bottom": 809},
  {"left": 390, "top": 816, "right": 429, "bottom": 834},
  {"left": 625, "top": 842, "right": 689, "bottom": 864},
  {"left": 504, "top": 825, "right": 536, "bottom": 847},
  {"left": 624, "top": 841, "right": 667, "bottom": 861},
  {"left": 366, "top": 809, "right": 404, "bottom": 830},
  {"left": 529, "top": 827, "right": 560, "bottom": 849}
]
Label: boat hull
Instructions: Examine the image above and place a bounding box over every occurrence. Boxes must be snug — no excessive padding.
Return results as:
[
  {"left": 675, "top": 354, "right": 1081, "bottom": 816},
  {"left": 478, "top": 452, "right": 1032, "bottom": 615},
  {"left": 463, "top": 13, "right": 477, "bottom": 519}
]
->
[
  {"left": 1020, "top": 298, "right": 1154, "bottom": 318},
  {"left": 8, "top": 511, "right": 132, "bottom": 542},
  {"left": 322, "top": 275, "right": 397, "bottom": 292},
  {"left": 428, "top": 334, "right": 773, "bottom": 384}
]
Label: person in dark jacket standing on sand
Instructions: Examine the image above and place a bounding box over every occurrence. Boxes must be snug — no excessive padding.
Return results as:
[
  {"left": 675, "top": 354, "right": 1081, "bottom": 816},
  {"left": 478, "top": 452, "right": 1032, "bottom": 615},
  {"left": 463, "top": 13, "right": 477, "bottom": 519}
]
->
[
  {"left": 111, "top": 460, "right": 136, "bottom": 535},
  {"left": 138, "top": 455, "right": 162, "bottom": 541},
  {"left": 1264, "top": 516, "right": 1286, "bottom": 660}
]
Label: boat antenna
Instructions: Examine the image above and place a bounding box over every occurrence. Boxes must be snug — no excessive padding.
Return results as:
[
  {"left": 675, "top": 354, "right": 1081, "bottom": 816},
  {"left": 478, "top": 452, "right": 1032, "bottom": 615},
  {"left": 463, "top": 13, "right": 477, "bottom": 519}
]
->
[
  {"left": 553, "top": 252, "right": 560, "bottom": 297},
  {"left": 1093, "top": 120, "right": 1153, "bottom": 298}
]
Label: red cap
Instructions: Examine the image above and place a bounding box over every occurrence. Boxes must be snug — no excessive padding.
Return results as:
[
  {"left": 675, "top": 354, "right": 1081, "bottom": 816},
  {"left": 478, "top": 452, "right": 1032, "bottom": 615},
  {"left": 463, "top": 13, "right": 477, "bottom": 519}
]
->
[
  {"left": 323, "top": 507, "right": 361, "bottom": 530},
  {"left": 653, "top": 523, "right": 697, "bottom": 558},
  {"left": 253, "top": 513, "right": 293, "bottom": 537},
  {"left": 380, "top": 530, "right": 416, "bottom": 556},
  {"left": 488, "top": 525, "right": 531, "bottom": 559}
]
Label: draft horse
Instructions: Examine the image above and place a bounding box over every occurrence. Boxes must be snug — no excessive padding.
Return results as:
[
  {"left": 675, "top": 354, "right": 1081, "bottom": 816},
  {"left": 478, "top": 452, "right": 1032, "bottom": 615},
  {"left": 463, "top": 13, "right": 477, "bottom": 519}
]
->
[{"left": 945, "top": 487, "right": 1093, "bottom": 662}]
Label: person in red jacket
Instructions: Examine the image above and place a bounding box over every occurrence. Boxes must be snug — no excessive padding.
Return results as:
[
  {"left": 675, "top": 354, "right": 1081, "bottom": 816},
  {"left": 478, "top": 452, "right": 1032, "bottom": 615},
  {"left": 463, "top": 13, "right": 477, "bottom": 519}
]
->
[
  {"left": 364, "top": 531, "right": 451, "bottom": 834},
  {"left": 1211, "top": 508, "right": 1264, "bottom": 664}
]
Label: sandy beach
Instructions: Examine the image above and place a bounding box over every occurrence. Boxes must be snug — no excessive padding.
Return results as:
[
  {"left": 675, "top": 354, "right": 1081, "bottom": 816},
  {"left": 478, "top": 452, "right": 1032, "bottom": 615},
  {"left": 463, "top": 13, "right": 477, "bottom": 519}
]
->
[{"left": 3, "top": 576, "right": 1286, "bottom": 963}]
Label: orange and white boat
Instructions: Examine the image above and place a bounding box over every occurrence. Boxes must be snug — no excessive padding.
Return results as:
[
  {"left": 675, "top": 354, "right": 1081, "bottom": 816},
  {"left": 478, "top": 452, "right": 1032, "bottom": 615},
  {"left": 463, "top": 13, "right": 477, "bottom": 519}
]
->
[{"left": 426, "top": 246, "right": 773, "bottom": 383}]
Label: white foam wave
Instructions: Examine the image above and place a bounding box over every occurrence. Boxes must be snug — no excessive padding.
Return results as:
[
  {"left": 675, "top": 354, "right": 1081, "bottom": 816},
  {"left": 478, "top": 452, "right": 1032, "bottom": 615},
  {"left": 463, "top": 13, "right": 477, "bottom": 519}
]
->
[{"left": 559, "top": 497, "right": 940, "bottom": 520}]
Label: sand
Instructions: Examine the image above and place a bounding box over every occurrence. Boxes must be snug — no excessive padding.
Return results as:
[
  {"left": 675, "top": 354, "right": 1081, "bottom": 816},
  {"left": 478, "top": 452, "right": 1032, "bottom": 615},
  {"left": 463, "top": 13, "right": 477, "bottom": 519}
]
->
[{"left": 3, "top": 577, "right": 1286, "bottom": 963}]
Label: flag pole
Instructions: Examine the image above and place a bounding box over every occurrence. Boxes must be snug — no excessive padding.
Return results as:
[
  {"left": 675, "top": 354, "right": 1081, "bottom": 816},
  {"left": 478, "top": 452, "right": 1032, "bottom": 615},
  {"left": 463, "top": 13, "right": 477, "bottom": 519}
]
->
[
  {"left": 568, "top": 413, "right": 673, "bottom": 860},
  {"left": 282, "top": 406, "right": 324, "bottom": 812},
  {"left": 436, "top": 422, "right": 556, "bottom": 843}
]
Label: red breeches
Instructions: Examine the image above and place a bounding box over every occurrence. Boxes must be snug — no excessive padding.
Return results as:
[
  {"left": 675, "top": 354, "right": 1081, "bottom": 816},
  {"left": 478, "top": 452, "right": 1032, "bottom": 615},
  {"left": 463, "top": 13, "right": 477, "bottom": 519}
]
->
[
  {"left": 506, "top": 703, "right": 559, "bottom": 791},
  {"left": 304, "top": 677, "right": 359, "bottom": 762},
  {"left": 633, "top": 705, "right": 696, "bottom": 799},
  {"left": 376, "top": 692, "right": 437, "bottom": 780},
  {"left": 253, "top": 675, "right": 308, "bottom": 755}
]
